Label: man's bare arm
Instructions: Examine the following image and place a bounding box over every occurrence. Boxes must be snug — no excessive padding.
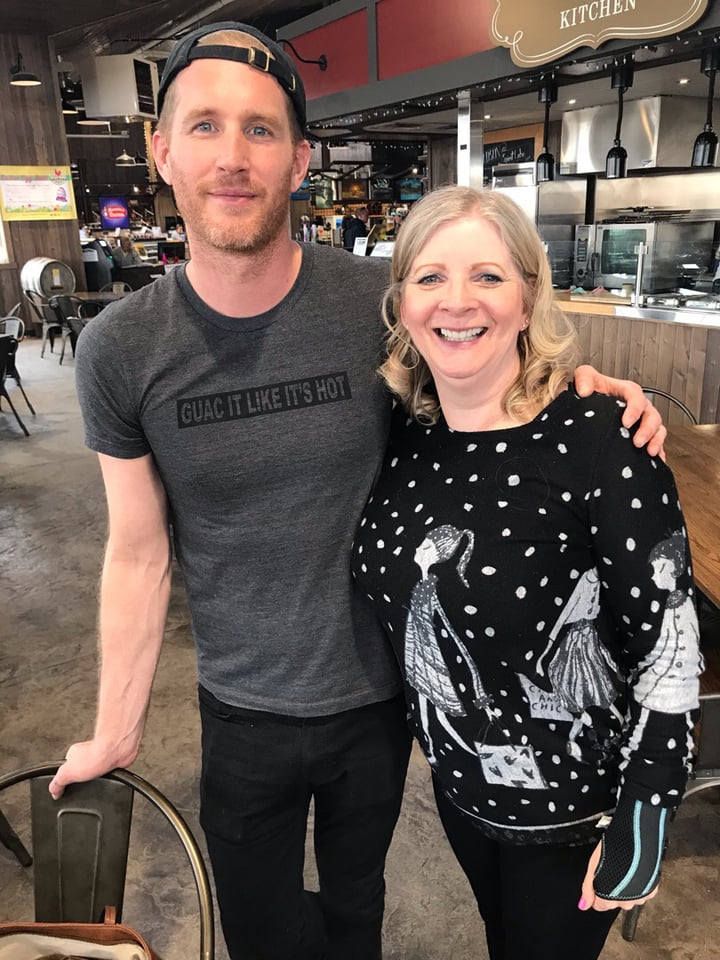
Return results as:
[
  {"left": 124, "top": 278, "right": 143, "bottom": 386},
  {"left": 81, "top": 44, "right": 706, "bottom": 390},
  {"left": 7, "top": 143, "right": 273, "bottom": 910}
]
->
[{"left": 49, "top": 453, "right": 172, "bottom": 798}]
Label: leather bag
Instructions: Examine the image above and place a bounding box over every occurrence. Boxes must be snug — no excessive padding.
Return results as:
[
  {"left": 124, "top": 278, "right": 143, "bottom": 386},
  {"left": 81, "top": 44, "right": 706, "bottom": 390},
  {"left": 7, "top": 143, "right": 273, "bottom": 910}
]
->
[{"left": 0, "top": 906, "right": 155, "bottom": 960}]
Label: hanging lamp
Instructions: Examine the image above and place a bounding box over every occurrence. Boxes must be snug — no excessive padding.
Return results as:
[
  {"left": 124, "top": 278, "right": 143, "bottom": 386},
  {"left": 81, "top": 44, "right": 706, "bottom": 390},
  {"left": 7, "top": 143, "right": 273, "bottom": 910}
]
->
[
  {"left": 691, "top": 45, "right": 720, "bottom": 167},
  {"left": 536, "top": 76, "right": 558, "bottom": 182},
  {"left": 9, "top": 52, "right": 41, "bottom": 87},
  {"left": 606, "top": 57, "right": 634, "bottom": 179}
]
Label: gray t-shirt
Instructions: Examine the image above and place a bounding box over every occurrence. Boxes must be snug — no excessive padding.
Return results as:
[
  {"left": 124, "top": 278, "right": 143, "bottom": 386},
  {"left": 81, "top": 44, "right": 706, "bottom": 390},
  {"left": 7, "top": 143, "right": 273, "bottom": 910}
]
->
[{"left": 76, "top": 244, "right": 401, "bottom": 716}]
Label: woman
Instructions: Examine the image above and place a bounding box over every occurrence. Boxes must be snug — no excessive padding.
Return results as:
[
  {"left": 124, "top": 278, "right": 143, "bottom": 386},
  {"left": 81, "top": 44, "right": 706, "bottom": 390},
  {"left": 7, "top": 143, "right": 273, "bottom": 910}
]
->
[{"left": 351, "top": 186, "right": 703, "bottom": 960}]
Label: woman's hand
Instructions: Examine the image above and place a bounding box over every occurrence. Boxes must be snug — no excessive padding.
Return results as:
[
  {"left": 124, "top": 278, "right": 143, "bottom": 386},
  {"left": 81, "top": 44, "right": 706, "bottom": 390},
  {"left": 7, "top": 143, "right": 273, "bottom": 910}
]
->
[
  {"left": 578, "top": 841, "right": 660, "bottom": 913},
  {"left": 574, "top": 364, "right": 666, "bottom": 459}
]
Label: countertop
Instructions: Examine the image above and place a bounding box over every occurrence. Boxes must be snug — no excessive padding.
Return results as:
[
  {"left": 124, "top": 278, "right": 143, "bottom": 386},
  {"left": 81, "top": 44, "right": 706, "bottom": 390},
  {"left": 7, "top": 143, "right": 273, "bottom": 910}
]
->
[{"left": 555, "top": 290, "right": 720, "bottom": 328}]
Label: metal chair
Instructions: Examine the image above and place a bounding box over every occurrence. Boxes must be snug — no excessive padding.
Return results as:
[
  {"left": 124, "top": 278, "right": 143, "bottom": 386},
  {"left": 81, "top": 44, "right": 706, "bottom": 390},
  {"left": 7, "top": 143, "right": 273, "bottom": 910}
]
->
[
  {"left": 0, "top": 319, "right": 34, "bottom": 411},
  {"left": 0, "top": 335, "right": 32, "bottom": 435},
  {"left": 23, "top": 290, "right": 53, "bottom": 349},
  {"left": 0, "top": 762, "right": 214, "bottom": 960},
  {"left": 1, "top": 301, "right": 21, "bottom": 320},
  {"left": 641, "top": 387, "right": 698, "bottom": 425},
  {"left": 621, "top": 692, "right": 720, "bottom": 942},
  {"left": 48, "top": 295, "right": 92, "bottom": 364},
  {"left": 100, "top": 281, "right": 133, "bottom": 293}
]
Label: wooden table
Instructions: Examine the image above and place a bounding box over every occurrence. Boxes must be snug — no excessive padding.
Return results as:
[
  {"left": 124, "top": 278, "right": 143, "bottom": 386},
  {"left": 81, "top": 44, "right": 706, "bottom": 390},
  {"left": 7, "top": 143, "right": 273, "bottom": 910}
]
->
[{"left": 665, "top": 424, "right": 720, "bottom": 610}]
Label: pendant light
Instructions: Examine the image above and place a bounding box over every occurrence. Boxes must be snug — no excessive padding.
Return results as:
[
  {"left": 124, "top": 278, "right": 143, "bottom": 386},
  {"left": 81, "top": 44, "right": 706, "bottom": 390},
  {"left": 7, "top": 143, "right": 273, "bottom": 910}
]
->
[
  {"left": 115, "top": 149, "right": 135, "bottom": 167},
  {"left": 9, "top": 52, "right": 41, "bottom": 87},
  {"left": 536, "top": 76, "right": 558, "bottom": 182},
  {"left": 60, "top": 75, "right": 78, "bottom": 115},
  {"left": 606, "top": 57, "right": 634, "bottom": 179},
  {"left": 76, "top": 110, "right": 109, "bottom": 126},
  {"left": 691, "top": 45, "right": 720, "bottom": 168}
]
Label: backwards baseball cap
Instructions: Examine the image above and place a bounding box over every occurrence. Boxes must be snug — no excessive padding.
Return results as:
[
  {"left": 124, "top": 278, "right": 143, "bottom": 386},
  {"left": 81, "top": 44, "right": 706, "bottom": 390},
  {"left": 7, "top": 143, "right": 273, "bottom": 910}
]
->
[{"left": 157, "top": 21, "right": 307, "bottom": 136}]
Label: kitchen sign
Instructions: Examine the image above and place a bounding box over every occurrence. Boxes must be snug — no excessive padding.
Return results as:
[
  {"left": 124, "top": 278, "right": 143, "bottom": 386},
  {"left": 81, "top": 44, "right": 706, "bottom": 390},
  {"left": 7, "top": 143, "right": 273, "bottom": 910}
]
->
[{"left": 490, "top": 0, "right": 710, "bottom": 67}]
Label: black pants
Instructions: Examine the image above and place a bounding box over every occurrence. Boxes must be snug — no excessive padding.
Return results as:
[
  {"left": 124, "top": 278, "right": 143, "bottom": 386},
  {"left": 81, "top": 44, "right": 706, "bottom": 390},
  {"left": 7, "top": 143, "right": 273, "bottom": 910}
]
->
[
  {"left": 434, "top": 780, "right": 619, "bottom": 960},
  {"left": 199, "top": 687, "right": 412, "bottom": 960}
]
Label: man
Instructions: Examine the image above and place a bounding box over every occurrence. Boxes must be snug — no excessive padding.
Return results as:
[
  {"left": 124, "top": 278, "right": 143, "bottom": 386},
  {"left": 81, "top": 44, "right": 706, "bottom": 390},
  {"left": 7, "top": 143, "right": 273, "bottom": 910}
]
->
[
  {"left": 49, "top": 21, "right": 664, "bottom": 960},
  {"left": 343, "top": 206, "right": 369, "bottom": 251},
  {"left": 112, "top": 234, "right": 142, "bottom": 267}
]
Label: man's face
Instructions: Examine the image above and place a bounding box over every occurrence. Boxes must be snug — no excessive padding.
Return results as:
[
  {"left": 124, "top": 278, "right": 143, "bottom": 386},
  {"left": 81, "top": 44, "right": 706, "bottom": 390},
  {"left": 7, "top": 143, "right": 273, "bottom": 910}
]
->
[{"left": 153, "top": 59, "right": 310, "bottom": 255}]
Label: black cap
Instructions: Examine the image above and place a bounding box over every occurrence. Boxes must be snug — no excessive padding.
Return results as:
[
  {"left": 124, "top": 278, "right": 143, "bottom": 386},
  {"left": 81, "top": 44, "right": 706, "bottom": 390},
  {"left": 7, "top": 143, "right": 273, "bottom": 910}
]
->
[{"left": 157, "top": 21, "right": 307, "bottom": 136}]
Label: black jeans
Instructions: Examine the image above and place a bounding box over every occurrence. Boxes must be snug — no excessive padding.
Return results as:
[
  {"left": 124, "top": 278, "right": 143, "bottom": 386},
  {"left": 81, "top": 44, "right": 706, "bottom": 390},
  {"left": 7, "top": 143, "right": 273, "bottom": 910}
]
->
[
  {"left": 434, "top": 779, "right": 619, "bottom": 960},
  {"left": 199, "top": 687, "right": 412, "bottom": 960}
]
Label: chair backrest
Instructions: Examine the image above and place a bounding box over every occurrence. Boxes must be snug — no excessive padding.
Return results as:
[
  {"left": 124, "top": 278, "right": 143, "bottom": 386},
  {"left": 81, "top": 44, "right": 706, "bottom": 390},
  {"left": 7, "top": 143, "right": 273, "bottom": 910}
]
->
[
  {"left": 696, "top": 693, "right": 720, "bottom": 772},
  {"left": 100, "top": 281, "right": 133, "bottom": 293},
  {"left": 641, "top": 387, "right": 698, "bottom": 425},
  {"left": 48, "top": 295, "right": 86, "bottom": 323},
  {"left": 0, "top": 763, "right": 214, "bottom": 960},
  {"left": 23, "top": 290, "right": 46, "bottom": 323},
  {"left": 0, "top": 333, "right": 16, "bottom": 377},
  {"left": 66, "top": 315, "right": 89, "bottom": 339},
  {"left": 0, "top": 317, "right": 24, "bottom": 340},
  {"left": 2, "top": 301, "right": 21, "bottom": 319}
]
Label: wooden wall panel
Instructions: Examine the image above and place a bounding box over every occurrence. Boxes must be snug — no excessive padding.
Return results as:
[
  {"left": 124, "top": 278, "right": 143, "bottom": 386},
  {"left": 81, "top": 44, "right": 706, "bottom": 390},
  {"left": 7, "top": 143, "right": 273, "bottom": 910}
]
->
[
  {"left": 701, "top": 329, "right": 720, "bottom": 423},
  {"left": 0, "top": 32, "right": 85, "bottom": 323},
  {"left": 568, "top": 310, "right": 720, "bottom": 424}
]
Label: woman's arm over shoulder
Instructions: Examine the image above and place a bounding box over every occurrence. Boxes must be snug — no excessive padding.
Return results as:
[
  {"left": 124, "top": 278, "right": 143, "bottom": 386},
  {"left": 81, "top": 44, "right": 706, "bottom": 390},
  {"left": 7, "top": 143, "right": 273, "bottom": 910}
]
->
[{"left": 574, "top": 364, "right": 666, "bottom": 457}]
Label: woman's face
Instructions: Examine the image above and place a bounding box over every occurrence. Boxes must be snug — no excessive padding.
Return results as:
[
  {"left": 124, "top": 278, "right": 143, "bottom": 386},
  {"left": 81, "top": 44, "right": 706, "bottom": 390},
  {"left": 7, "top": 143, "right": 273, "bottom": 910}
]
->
[{"left": 400, "top": 215, "right": 528, "bottom": 403}]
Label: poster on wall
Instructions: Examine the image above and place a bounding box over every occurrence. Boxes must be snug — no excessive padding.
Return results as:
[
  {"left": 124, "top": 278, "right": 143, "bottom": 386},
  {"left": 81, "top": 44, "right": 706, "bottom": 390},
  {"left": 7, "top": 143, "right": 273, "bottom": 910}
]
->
[
  {"left": 99, "top": 196, "right": 131, "bottom": 230},
  {"left": 0, "top": 217, "right": 9, "bottom": 264},
  {"left": 0, "top": 166, "right": 77, "bottom": 221}
]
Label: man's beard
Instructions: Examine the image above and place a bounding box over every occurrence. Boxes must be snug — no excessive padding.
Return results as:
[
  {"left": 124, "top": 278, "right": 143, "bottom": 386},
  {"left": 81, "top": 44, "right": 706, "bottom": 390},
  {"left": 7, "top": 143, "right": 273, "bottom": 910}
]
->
[{"left": 174, "top": 169, "right": 295, "bottom": 255}]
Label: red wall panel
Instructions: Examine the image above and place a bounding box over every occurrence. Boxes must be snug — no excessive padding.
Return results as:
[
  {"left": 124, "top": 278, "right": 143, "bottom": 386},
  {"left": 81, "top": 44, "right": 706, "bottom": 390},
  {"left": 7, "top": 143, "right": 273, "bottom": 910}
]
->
[
  {"left": 377, "top": 0, "right": 496, "bottom": 80},
  {"left": 287, "top": 9, "right": 369, "bottom": 100}
]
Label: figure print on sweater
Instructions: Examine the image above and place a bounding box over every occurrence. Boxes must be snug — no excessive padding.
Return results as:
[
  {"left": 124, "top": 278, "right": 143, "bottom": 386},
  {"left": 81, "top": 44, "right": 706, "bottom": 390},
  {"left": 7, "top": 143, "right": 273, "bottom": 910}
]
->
[
  {"left": 633, "top": 531, "right": 702, "bottom": 713},
  {"left": 406, "top": 524, "right": 548, "bottom": 790},
  {"left": 535, "top": 567, "right": 623, "bottom": 761}
]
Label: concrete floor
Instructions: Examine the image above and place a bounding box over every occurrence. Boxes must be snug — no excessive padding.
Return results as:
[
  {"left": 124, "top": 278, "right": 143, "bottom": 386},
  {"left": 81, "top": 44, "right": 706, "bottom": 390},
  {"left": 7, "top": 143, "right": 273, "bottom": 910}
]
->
[{"left": 1, "top": 337, "right": 719, "bottom": 959}]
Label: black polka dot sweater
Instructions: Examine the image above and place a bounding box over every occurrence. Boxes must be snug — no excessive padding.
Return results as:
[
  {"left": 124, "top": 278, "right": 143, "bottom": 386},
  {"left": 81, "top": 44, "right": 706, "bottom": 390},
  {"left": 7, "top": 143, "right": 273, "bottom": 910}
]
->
[{"left": 352, "top": 388, "right": 703, "bottom": 848}]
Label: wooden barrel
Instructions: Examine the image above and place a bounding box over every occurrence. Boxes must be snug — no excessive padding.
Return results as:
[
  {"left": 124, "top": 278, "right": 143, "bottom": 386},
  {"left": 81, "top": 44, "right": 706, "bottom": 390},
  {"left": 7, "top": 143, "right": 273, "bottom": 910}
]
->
[{"left": 20, "top": 257, "right": 76, "bottom": 298}]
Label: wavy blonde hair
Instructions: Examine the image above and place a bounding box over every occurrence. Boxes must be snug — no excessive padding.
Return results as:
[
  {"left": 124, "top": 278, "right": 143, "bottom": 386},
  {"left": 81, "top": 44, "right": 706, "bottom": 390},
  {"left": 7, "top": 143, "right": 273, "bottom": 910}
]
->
[{"left": 380, "top": 185, "right": 579, "bottom": 424}]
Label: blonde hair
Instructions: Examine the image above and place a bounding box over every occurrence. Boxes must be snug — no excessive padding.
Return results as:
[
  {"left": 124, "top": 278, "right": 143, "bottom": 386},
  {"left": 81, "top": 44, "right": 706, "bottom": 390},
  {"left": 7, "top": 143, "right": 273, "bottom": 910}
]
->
[
  {"left": 157, "top": 30, "right": 302, "bottom": 143},
  {"left": 380, "top": 185, "right": 579, "bottom": 424}
]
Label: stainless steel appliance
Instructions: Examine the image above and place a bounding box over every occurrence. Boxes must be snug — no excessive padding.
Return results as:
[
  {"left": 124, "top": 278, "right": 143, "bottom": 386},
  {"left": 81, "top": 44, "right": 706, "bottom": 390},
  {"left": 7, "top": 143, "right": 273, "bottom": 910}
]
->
[
  {"left": 537, "top": 178, "right": 588, "bottom": 289},
  {"left": 572, "top": 225, "right": 594, "bottom": 288},
  {"left": 490, "top": 162, "right": 538, "bottom": 222},
  {"left": 573, "top": 219, "right": 715, "bottom": 293}
]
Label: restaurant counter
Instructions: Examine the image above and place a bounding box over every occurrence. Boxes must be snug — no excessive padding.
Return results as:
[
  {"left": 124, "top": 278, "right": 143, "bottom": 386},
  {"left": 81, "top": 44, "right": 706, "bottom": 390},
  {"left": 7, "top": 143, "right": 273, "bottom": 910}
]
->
[{"left": 554, "top": 291, "right": 720, "bottom": 424}]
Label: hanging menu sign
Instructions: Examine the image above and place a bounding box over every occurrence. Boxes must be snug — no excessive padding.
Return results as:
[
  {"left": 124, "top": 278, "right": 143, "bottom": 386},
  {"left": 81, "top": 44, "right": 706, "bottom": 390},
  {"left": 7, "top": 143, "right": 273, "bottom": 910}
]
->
[
  {"left": 484, "top": 137, "right": 536, "bottom": 166},
  {"left": 490, "top": 0, "right": 710, "bottom": 67}
]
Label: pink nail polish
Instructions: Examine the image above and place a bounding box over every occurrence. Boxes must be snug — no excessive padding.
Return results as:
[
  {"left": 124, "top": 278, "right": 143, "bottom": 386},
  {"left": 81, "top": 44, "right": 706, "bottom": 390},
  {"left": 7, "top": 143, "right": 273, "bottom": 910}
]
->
[{"left": 578, "top": 897, "right": 587, "bottom": 910}]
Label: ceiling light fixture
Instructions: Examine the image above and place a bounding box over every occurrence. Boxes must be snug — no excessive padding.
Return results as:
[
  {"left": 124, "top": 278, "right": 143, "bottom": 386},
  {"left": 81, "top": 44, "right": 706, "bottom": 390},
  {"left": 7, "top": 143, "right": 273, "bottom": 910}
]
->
[
  {"left": 606, "top": 56, "right": 634, "bottom": 179},
  {"left": 60, "top": 75, "right": 78, "bottom": 113},
  {"left": 691, "top": 45, "right": 720, "bottom": 168},
  {"left": 115, "top": 150, "right": 135, "bottom": 167},
  {"left": 278, "top": 38, "right": 328, "bottom": 71},
  {"left": 76, "top": 110, "right": 110, "bottom": 126},
  {"left": 9, "top": 52, "right": 41, "bottom": 87},
  {"left": 536, "top": 75, "right": 558, "bottom": 183}
]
